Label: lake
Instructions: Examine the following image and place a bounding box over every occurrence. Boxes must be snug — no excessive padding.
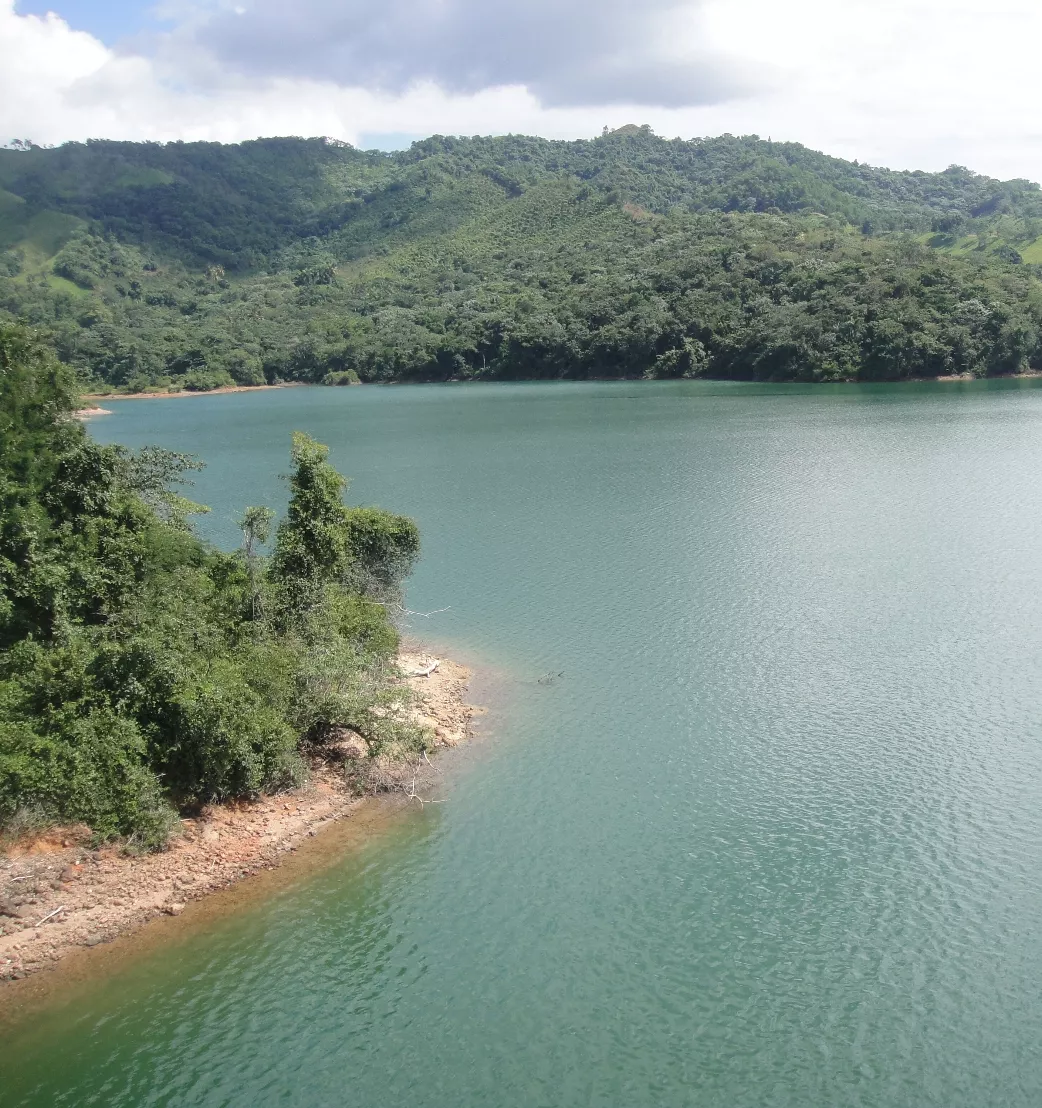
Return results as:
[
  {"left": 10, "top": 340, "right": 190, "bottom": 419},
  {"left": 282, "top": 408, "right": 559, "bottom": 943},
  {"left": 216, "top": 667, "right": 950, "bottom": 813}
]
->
[{"left": 4, "top": 379, "right": 1042, "bottom": 1106}]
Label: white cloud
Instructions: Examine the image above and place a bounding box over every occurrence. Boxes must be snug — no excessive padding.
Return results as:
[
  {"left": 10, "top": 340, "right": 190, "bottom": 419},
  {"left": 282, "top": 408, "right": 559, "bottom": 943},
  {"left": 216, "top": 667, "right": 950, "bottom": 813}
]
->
[
  {"left": 2, "top": 0, "right": 1042, "bottom": 184},
  {"left": 690, "top": 0, "right": 1042, "bottom": 181}
]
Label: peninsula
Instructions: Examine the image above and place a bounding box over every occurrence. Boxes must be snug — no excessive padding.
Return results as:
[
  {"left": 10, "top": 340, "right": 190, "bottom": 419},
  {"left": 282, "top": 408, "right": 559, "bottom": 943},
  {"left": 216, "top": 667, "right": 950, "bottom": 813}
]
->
[{"left": 0, "top": 323, "right": 474, "bottom": 982}]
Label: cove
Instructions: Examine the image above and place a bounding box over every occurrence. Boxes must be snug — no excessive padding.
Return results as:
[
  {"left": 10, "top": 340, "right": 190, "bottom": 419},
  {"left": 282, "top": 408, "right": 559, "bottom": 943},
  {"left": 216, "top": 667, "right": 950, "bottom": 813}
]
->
[{"left": 4, "top": 378, "right": 1042, "bottom": 1107}]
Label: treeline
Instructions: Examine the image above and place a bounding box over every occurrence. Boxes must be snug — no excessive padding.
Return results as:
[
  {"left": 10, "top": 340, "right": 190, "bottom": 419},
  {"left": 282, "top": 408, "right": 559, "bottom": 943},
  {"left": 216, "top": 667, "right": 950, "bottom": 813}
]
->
[
  {"left": 2, "top": 130, "right": 1042, "bottom": 387},
  {"left": 5, "top": 198, "right": 1041, "bottom": 388},
  {"left": 0, "top": 324, "right": 425, "bottom": 846}
]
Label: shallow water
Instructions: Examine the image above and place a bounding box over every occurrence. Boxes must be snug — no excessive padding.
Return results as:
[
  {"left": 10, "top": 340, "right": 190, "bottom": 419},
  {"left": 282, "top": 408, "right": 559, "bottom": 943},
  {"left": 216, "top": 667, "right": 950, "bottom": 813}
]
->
[{"left": 4, "top": 379, "right": 1042, "bottom": 1106}]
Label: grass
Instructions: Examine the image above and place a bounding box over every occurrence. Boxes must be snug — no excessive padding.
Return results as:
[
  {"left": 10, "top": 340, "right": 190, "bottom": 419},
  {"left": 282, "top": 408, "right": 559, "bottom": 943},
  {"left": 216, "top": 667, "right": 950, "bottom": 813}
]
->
[
  {"left": 45, "top": 273, "right": 92, "bottom": 297},
  {"left": 1020, "top": 237, "right": 1042, "bottom": 264},
  {"left": 20, "top": 211, "right": 84, "bottom": 260},
  {"left": 0, "top": 195, "right": 86, "bottom": 274},
  {"left": 0, "top": 189, "right": 28, "bottom": 250},
  {"left": 920, "top": 229, "right": 1042, "bottom": 265}
]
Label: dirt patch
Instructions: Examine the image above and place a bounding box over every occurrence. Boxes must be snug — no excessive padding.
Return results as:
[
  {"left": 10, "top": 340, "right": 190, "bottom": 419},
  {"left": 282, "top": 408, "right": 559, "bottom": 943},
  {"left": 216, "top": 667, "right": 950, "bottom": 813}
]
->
[{"left": 0, "top": 653, "right": 476, "bottom": 986}]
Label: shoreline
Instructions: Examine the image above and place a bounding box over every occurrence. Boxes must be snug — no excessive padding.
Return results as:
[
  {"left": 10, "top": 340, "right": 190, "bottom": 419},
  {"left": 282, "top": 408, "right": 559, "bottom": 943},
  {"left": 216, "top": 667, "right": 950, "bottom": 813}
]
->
[
  {"left": 75, "top": 371, "right": 1042, "bottom": 405},
  {"left": 0, "top": 652, "right": 476, "bottom": 987},
  {"left": 79, "top": 382, "right": 306, "bottom": 403}
]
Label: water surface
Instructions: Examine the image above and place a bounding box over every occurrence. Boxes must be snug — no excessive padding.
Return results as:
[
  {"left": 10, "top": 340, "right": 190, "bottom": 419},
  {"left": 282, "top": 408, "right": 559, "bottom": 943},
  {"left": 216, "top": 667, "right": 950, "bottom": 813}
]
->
[{"left": 4, "top": 379, "right": 1042, "bottom": 1106}]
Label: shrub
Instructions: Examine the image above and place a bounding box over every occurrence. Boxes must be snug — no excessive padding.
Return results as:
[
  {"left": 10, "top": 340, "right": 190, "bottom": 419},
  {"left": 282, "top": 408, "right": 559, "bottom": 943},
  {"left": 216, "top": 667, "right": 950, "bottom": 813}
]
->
[
  {"left": 158, "top": 658, "right": 303, "bottom": 802},
  {"left": 0, "top": 713, "right": 176, "bottom": 848},
  {"left": 322, "top": 369, "right": 360, "bottom": 386},
  {"left": 181, "top": 368, "right": 236, "bottom": 392}
]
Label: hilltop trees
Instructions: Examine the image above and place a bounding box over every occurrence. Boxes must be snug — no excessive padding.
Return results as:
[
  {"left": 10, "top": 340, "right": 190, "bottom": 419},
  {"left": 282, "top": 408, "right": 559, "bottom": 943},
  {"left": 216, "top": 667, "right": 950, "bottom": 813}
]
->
[{"left": 2, "top": 132, "right": 1042, "bottom": 388}]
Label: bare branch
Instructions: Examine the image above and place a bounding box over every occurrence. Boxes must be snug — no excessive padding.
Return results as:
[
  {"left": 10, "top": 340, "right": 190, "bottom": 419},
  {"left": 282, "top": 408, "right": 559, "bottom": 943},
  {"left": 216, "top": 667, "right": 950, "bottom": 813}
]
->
[{"left": 395, "top": 602, "right": 451, "bottom": 618}]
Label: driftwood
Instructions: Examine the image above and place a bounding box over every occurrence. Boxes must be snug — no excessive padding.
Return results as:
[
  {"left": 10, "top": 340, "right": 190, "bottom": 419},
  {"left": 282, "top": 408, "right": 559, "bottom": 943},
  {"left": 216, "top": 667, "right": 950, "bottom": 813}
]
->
[
  {"left": 405, "top": 774, "right": 445, "bottom": 808},
  {"left": 404, "top": 658, "right": 440, "bottom": 678},
  {"left": 395, "top": 602, "right": 451, "bottom": 619}
]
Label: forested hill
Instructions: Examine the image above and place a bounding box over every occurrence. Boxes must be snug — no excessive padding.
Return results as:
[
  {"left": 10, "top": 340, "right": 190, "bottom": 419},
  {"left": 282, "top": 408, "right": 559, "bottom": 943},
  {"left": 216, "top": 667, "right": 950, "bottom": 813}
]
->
[{"left": 2, "top": 127, "right": 1042, "bottom": 387}]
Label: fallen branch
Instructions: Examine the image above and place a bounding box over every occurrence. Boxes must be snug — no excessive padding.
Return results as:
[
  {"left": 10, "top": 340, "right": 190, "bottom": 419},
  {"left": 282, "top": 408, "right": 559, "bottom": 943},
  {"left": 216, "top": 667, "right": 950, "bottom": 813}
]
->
[
  {"left": 405, "top": 658, "right": 440, "bottom": 678},
  {"left": 37, "top": 906, "right": 66, "bottom": 926},
  {"left": 395, "top": 602, "right": 451, "bottom": 619},
  {"left": 404, "top": 775, "right": 445, "bottom": 808}
]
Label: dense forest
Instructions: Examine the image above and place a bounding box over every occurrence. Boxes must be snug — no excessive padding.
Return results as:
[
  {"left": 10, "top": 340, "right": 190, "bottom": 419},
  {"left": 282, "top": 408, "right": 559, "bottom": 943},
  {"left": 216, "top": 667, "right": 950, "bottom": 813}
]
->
[
  {"left": 2, "top": 127, "right": 1042, "bottom": 387},
  {"left": 0, "top": 323, "right": 427, "bottom": 845}
]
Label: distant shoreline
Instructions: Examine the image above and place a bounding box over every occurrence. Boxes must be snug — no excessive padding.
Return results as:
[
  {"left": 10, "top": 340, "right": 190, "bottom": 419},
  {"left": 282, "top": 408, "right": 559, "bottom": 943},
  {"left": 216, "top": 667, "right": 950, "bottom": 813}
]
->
[
  {"left": 78, "top": 372, "right": 1042, "bottom": 404},
  {"left": 80, "top": 382, "right": 307, "bottom": 403}
]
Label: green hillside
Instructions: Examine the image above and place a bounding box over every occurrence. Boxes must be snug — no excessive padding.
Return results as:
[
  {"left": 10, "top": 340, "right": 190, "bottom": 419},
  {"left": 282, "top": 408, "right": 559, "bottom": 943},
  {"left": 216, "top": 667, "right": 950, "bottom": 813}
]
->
[{"left": 2, "top": 128, "right": 1042, "bottom": 387}]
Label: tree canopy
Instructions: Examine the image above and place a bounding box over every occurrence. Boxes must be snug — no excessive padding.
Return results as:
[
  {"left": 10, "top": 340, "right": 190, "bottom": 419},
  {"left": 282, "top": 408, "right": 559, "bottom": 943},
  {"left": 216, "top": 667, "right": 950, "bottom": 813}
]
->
[
  {"left": 2, "top": 130, "right": 1042, "bottom": 387},
  {"left": 0, "top": 324, "right": 424, "bottom": 846}
]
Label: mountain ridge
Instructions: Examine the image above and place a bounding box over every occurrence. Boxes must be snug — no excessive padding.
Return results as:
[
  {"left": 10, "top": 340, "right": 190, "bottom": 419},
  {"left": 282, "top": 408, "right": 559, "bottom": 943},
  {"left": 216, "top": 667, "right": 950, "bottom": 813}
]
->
[{"left": 2, "top": 130, "right": 1041, "bottom": 386}]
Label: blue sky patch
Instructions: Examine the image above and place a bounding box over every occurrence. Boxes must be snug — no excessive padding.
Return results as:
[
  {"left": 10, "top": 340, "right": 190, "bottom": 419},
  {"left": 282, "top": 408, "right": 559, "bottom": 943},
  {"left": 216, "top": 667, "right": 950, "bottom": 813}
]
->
[
  {"left": 359, "top": 132, "right": 427, "bottom": 153},
  {"left": 16, "top": 0, "right": 162, "bottom": 44}
]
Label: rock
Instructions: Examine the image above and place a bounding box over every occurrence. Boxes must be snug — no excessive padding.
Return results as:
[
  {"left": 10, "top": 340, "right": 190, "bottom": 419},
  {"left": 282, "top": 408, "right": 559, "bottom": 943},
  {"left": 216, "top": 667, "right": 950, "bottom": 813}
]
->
[
  {"left": 60, "top": 866, "right": 81, "bottom": 883},
  {"left": 0, "top": 899, "right": 18, "bottom": 918},
  {"left": 84, "top": 933, "right": 104, "bottom": 947},
  {"left": 165, "top": 903, "right": 185, "bottom": 916}
]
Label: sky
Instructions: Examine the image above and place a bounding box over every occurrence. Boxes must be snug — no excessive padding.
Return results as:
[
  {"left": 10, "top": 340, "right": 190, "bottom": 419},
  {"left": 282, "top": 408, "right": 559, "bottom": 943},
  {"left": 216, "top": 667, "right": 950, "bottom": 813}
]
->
[{"left": 4, "top": 0, "right": 1042, "bottom": 183}]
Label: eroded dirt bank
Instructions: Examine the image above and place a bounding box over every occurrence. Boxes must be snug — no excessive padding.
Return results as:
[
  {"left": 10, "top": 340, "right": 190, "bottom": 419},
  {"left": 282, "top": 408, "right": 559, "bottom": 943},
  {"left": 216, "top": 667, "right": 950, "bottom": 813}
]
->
[{"left": 0, "top": 653, "right": 474, "bottom": 985}]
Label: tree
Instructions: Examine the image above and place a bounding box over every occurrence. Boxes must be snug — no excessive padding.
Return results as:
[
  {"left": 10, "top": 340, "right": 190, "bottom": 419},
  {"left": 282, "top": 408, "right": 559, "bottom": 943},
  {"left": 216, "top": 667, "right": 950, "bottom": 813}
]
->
[
  {"left": 240, "top": 506, "right": 275, "bottom": 619},
  {"left": 269, "top": 433, "right": 350, "bottom": 621},
  {"left": 268, "top": 433, "right": 420, "bottom": 619},
  {"left": 342, "top": 507, "right": 420, "bottom": 601}
]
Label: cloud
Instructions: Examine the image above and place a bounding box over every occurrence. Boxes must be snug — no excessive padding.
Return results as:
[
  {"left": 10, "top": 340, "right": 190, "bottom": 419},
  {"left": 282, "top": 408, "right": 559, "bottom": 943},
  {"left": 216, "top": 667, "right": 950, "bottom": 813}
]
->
[
  {"left": 3, "top": 0, "right": 1042, "bottom": 187},
  {"left": 189, "top": 0, "right": 749, "bottom": 108},
  {"left": 690, "top": 0, "right": 1042, "bottom": 182}
]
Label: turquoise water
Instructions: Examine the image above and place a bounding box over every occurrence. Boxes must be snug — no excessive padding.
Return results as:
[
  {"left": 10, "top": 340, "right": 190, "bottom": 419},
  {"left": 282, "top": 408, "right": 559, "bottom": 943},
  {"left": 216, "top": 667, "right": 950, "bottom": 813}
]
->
[{"left": 4, "top": 379, "right": 1042, "bottom": 1106}]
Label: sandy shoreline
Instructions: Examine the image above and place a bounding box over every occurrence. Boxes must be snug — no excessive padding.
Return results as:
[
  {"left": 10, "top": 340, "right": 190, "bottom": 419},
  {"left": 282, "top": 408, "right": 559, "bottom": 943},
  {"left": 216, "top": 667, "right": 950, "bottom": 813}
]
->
[
  {"left": 79, "top": 383, "right": 306, "bottom": 403},
  {"left": 0, "top": 652, "right": 475, "bottom": 986}
]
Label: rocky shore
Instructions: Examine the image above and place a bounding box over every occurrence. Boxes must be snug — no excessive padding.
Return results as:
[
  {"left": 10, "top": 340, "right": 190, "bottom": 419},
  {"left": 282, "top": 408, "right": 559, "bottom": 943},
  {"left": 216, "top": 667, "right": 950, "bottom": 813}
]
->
[{"left": 0, "top": 653, "right": 474, "bottom": 985}]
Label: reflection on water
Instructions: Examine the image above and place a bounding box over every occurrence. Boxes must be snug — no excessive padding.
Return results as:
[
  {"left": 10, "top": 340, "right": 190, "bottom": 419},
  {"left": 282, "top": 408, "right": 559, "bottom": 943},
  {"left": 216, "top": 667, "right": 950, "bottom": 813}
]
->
[{"left": 4, "top": 379, "right": 1042, "bottom": 1107}]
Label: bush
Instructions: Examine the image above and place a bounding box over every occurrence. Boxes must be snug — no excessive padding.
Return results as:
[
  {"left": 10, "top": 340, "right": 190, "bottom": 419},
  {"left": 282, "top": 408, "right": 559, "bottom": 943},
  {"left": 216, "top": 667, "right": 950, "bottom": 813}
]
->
[
  {"left": 325, "top": 588, "right": 399, "bottom": 658},
  {"left": 158, "top": 658, "right": 303, "bottom": 801},
  {"left": 322, "top": 369, "right": 360, "bottom": 386},
  {"left": 0, "top": 713, "right": 176, "bottom": 848},
  {"left": 181, "top": 368, "right": 236, "bottom": 391},
  {"left": 224, "top": 349, "right": 266, "bottom": 385}
]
